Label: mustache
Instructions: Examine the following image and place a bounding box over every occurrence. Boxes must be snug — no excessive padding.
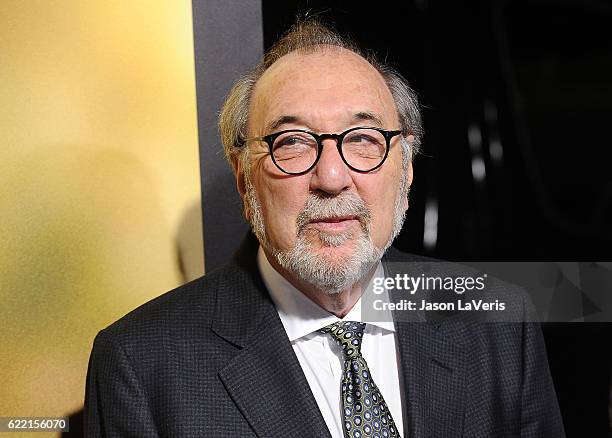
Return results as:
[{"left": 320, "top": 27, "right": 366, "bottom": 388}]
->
[{"left": 295, "top": 192, "right": 372, "bottom": 233}]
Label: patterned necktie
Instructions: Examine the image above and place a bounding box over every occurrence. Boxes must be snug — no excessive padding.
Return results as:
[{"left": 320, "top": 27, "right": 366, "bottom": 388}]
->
[{"left": 320, "top": 321, "right": 401, "bottom": 438}]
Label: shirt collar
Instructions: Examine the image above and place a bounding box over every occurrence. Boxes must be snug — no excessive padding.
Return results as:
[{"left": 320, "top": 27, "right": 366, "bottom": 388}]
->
[{"left": 257, "top": 246, "right": 394, "bottom": 342}]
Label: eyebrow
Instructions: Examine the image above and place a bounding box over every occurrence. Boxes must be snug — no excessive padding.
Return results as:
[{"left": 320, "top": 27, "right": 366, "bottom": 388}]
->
[
  {"left": 266, "top": 115, "right": 302, "bottom": 133},
  {"left": 264, "top": 111, "right": 385, "bottom": 134},
  {"left": 352, "top": 111, "right": 384, "bottom": 127}
]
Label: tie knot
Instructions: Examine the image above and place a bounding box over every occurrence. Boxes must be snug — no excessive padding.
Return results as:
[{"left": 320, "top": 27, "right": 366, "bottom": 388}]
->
[{"left": 320, "top": 321, "right": 365, "bottom": 358}]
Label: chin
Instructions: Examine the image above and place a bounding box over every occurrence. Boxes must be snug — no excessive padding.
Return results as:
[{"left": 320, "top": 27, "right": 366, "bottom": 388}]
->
[
  {"left": 274, "top": 225, "right": 382, "bottom": 294},
  {"left": 310, "top": 230, "right": 359, "bottom": 254},
  {"left": 313, "top": 244, "right": 357, "bottom": 267},
  {"left": 312, "top": 234, "right": 378, "bottom": 274}
]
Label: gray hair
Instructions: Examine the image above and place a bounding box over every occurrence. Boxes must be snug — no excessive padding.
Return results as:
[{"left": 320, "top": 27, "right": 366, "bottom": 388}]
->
[{"left": 218, "top": 18, "right": 423, "bottom": 170}]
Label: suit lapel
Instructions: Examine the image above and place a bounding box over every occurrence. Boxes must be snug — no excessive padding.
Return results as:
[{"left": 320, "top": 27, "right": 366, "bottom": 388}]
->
[
  {"left": 212, "top": 234, "right": 331, "bottom": 438},
  {"left": 384, "top": 249, "right": 467, "bottom": 437},
  {"left": 395, "top": 321, "right": 467, "bottom": 437},
  {"left": 219, "top": 304, "right": 331, "bottom": 437}
]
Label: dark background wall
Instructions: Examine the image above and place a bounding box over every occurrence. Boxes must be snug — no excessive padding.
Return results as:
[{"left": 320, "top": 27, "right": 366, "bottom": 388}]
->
[{"left": 263, "top": 0, "right": 612, "bottom": 261}]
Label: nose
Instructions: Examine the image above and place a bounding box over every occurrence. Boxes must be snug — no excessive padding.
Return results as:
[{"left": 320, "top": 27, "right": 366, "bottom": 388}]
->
[{"left": 309, "top": 138, "right": 353, "bottom": 195}]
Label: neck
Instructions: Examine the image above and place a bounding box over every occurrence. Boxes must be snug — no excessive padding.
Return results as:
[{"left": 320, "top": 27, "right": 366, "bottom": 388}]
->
[{"left": 263, "top": 248, "right": 378, "bottom": 318}]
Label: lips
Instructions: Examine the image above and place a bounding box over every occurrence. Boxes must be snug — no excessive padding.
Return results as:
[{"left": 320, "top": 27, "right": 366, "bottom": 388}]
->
[
  {"left": 310, "top": 215, "right": 358, "bottom": 223},
  {"left": 307, "top": 215, "right": 360, "bottom": 232}
]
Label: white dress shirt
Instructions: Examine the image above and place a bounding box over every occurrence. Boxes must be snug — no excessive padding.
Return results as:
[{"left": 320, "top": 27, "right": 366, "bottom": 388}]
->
[{"left": 257, "top": 248, "right": 406, "bottom": 438}]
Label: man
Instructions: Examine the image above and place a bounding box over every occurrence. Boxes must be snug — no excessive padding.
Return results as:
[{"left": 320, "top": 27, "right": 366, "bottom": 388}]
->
[{"left": 85, "top": 19, "right": 564, "bottom": 437}]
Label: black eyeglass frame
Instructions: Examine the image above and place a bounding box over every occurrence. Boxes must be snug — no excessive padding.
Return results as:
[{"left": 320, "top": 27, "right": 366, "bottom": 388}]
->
[{"left": 244, "top": 126, "right": 403, "bottom": 175}]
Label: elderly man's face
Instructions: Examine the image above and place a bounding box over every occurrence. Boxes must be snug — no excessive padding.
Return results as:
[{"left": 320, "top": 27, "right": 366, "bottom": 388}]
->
[{"left": 240, "top": 48, "right": 412, "bottom": 292}]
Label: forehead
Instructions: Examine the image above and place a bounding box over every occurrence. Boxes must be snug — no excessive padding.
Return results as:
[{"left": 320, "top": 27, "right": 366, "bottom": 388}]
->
[{"left": 249, "top": 47, "right": 398, "bottom": 133}]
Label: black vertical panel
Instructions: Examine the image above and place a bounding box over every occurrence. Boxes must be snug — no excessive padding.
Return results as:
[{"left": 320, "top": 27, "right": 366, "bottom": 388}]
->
[{"left": 192, "top": 0, "right": 263, "bottom": 272}]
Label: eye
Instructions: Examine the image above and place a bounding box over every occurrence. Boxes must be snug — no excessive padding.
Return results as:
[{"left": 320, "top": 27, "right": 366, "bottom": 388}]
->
[
  {"left": 345, "top": 133, "right": 382, "bottom": 145},
  {"left": 353, "top": 135, "right": 373, "bottom": 143},
  {"left": 273, "top": 132, "right": 316, "bottom": 151},
  {"left": 271, "top": 132, "right": 317, "bottom": 165},
  {"left": 342, "top": 129, "right": 387, "bottom": 162},
  {"left": 275, "top": 136, "right": 307, "bottom": 147}
]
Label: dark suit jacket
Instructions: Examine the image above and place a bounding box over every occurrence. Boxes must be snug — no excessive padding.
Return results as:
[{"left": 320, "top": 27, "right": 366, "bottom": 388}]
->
[{"left": 85, "top": 235, "right": 565, "bottom": 437}]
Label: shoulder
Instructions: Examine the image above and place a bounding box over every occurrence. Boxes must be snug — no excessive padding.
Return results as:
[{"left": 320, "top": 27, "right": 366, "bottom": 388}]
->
[
  {"left": 93, "top": 262, "right": 246, "bottom": 354},
  {"left": 384, "top": 246, "right": 536, "bottom": 321}
]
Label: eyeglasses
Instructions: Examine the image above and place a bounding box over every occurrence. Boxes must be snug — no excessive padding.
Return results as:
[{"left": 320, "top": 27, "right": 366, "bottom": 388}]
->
[{"left": 244, "top": 126, "right": 402, "bottom": 175}]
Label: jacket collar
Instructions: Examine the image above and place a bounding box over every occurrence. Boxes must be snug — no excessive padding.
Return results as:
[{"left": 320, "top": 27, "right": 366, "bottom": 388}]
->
[
  {"left": 211, "top": 232, "right": 332, "bottom": 437},
  {"left": 210, "top": 232, "right": 272, "bottom": 348},
  {"left": 383, "top": 247, "right": 467, "bottom": 436}
]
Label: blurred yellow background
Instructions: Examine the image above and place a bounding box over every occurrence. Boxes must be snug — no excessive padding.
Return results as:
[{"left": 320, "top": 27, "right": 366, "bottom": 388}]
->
[{"left": 0, "top": 0, "right": 203, "bottom": 429}]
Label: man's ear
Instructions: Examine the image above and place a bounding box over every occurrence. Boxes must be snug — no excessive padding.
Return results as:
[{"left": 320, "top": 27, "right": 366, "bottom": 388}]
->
[
  {"left": 406, "top": 134, "right": 415, "bottom": 187},
  {"left": 407, "top": 160, "right": 414, "bottom": 187},
  {"left": 232, "top": 154, "right": 251, "bottom": 222},
  {"left": 231, "top": 154, "right": 246, "bottom": 198},
  {"left": 402, "top": 161, "right": 413, "bottom": 212}
]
